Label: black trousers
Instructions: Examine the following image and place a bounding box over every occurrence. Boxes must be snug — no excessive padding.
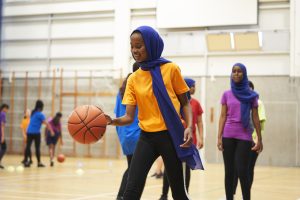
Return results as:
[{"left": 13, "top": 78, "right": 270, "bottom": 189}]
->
[
  {"left": 117, "top": 155, "right": 133, "bottom": 198},
  {"left": 161, "top": 164, "right": 191, "bottom": 196},
  {"left": 233, "top": 143, "right": 259, "bottom": 194},
  {"left": 222, "top": 138, "right": 252, "bottom": 200},
  {"left": 123, "top": 130, "right": 189, "bottom": 200},
  {"left": 0, "top": 141, "right": 7, "bottom": 162},
  {"left": 24, "top": 134, "right": 41, "bottom": 163}
]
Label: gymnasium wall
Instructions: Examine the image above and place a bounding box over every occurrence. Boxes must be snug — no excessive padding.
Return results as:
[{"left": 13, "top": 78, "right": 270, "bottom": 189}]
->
[
  {"left": 1, "top": 0, "right": 291, "bottom": 76},
  {"left": 1, "top": 75, "right": 121, "bottom": 158},
  {"left": 1, "top": 0, "right": 299, "bottom": 166}
]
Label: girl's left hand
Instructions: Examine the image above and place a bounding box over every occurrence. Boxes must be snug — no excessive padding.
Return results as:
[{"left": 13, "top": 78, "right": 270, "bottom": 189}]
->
[
  {"left": 180, "top": 127, "right": 193, "bottom": 148},
  {"left": 251, "top": 140, "right": 263, "bottom": 153}
]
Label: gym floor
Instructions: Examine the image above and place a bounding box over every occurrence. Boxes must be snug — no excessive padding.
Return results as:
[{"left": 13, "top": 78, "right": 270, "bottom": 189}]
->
[{"left": 0, "top": 155, "right": 299, "bottom": 200}]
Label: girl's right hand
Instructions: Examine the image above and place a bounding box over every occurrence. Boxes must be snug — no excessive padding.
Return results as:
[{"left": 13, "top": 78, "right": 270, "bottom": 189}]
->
[
  {"left": 197, "top": 139, "right": 204, "bottom": 149},
  {"left": 217, "top": 137, "right": 223, "bottom": 151},
  {"left": 104, "top": 114, "right": 113, "bottom": 125}
]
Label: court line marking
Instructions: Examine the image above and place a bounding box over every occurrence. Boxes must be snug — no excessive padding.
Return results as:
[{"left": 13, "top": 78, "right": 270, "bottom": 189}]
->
[
  {"left": 70, "top": 184, "right": 163, "bottom": 200},
  {"left": 0, "top": 170, "right": 112, "bottom": 198},
  {"left": 0, "top": 183, "right": 168, "bottom": 200},
  {"left": 0, "top": 194, "right": 56, "bottom": 200},
  {"left": 0, "top": 169, "right": 109, "bottom": 183},
  {"left": 0, "top": 189, "right": 81, "bottom": 197}
]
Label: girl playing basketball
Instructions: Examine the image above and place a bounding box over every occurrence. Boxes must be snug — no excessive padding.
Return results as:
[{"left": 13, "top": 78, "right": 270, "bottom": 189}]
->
[
  {"left": 0, "top": 104, "right": 9, "bottom": 169},
  {"left": 21, "top": 109, "right": 32, "bottom": 165},
  {"left": 45, "top": 112, "right": 63, "bottom": 167},
  {"left": 23, "top": 100, "right": 54, "bottom": 167},
  {"left": 106, "top": 26, "right": 203, "bottom": 200}
]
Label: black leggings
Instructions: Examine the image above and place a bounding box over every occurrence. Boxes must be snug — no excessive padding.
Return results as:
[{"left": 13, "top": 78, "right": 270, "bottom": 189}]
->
[
  {"left": 222, "top": 138, "right": 252, "bottom": 200},
  {"left": 233, "top": 144, "right": 258, "bottom": 194},
  {"left": 117, "top": 155, "right": 133, "bottom": 198},
  {"left": 161, "top": 164, "right": 191, "bottom": 197},
  {"left": 24, "top": 134, "right": 41, "bottom": 163},
  {"left": 0, "top": 141, "right": 7, "bottom": 162},
  {"left": 123, "top": 130, "right": 189, "bottom": 200}
]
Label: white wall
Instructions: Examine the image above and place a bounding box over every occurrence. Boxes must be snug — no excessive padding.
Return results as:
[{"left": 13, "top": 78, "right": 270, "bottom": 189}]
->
[
  {"left": 1, "top": 0, "right": 299, "bottom": 166},
  {"left": 157, "top": 0, "right": 258, "bottom": 28},
  {"left": 0, "top": 0, "right": 293, "bottom": 78},
  {"left": 290, "top": 0, "right": 300, "bottom": 77}
]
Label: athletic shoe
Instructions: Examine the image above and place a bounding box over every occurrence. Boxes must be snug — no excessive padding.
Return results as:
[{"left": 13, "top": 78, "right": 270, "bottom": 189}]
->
[
  {"left": 0, "top": 165, "right": 4, "bottom": 169},
  {"left": 24, "top": 162, "right": 31, "bottom": 168},
  {"left": 159, "top": 195, "right": 168, "bottom": 200},
  {"left": 151, "top": 172, "right": 158, "bottom": 177},
  {"left": 156, "top": 172, "right": 163, "bottom": 179},
  {"left": 50, "top": 161, "right": 54, "bottom": 167},
  {"left": 151, "top": 170, "right": 163, "bottom": 177},
  {"left": 37, "top": 163, "right": 45, "bottom": 167},
  {"left": 22, "top": 160, "right": 33, "bottom": 164}
]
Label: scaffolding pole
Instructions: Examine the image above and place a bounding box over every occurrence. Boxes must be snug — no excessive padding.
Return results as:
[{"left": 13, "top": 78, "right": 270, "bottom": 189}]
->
[{"left": 9, "top": 72, "right": 15, "bottom": 153}]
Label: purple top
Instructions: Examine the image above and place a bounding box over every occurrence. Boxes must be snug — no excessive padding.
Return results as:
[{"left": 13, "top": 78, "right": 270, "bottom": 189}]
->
[
  {"left": 46, "top": 117, "right": 61, "bottom": 137},
  {"left": 0, "top": 111, "right": 7, "bottom": 141},
  {"left": 221, "top": 90, "right": 258, "bottom": 141}
]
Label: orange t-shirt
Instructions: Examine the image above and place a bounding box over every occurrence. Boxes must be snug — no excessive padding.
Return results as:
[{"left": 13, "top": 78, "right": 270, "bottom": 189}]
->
[
  {"left": 122, "top": 62, "right": 189, "bottom": 132},
  {"left": 20, "top": 117, "right": 30, "bottom": 132}
]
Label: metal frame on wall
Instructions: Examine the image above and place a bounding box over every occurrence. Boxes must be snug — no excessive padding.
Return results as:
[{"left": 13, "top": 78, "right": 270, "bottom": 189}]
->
[{"left": 0, "top": 68, "right": 122, "bottom": 158}]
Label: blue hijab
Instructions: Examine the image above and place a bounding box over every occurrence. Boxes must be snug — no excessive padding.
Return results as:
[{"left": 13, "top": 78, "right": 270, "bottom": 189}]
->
[
  {"left": 132, "top": 26, "right": 203, "bottom": 170},
  {"left": 184, "top": 78, "right": 195, "bottom": 88},
  {"left": 184, "top": 78, "right": 195, "bottom": 100},
  {"left": 231, "top": 63, "right": 259, "bottom": 128}
]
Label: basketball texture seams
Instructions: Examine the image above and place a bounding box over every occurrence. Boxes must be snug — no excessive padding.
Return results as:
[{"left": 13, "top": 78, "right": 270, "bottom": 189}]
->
[
  {"left": 67, "top": 105, "right": 107, "bottom": 144},
  {"left": 68, "top": 105, "right": 89, "bottom": 124}
]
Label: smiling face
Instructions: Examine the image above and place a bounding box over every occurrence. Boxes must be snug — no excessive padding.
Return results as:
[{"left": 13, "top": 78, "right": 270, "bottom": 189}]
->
[
  {"left": 130, "top": 32, "right": 148, "bottom": 62},
  {"left": 231, "top": 65, "right": 244, "bottom": 83}
]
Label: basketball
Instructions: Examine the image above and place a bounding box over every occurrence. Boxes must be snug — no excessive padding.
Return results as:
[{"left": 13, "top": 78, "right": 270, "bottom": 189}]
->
[
  {"left": 57, "top": 154, "right": 65, "bottom": 163},
  {"left": 67, "top": 105, "right": 107, "bottom": 144}
]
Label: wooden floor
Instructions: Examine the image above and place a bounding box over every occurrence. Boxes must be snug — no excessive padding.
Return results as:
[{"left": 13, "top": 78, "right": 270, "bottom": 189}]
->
[{"left": 0, "top": 155, "right": 299, "bottom": 200}]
